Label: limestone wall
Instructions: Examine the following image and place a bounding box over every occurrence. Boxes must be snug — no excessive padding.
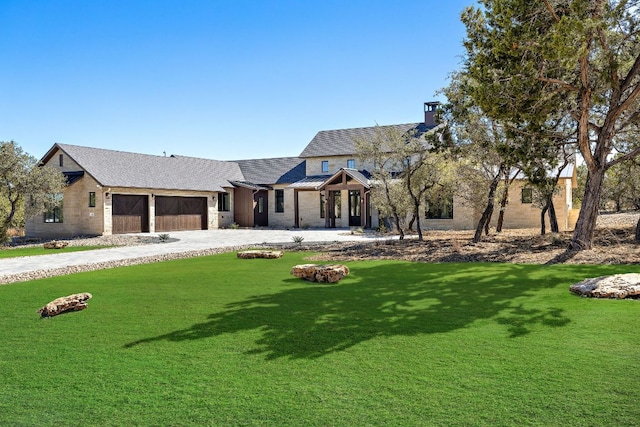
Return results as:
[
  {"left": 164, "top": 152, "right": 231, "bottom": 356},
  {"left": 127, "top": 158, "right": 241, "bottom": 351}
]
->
[{"left": 305, "top": 156, "right": 376, "bottom": 176}]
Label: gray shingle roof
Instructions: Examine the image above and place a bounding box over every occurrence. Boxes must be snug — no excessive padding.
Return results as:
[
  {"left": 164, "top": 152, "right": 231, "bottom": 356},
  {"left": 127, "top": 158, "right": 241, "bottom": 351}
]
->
[
  {"left": 299, "top": 123, "right": 433, "bottom": 157},
  {"left": 235, "top": 157, "right": 307, "bottom": 185},
  {"left": 49, "top": 144, "right": 244, "bottom": 192}
]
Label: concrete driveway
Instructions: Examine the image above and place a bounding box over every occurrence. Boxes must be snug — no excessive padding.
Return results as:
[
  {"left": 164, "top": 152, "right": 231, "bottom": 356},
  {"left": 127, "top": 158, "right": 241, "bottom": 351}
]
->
[{"left": 0, "top": 228, "right": 385, "bottom": 281}]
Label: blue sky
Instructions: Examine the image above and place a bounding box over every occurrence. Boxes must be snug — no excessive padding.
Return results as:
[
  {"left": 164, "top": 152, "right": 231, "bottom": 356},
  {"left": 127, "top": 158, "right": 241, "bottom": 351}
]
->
[{"left": 1, "top": 0, "right": 471, "bottom": 161}]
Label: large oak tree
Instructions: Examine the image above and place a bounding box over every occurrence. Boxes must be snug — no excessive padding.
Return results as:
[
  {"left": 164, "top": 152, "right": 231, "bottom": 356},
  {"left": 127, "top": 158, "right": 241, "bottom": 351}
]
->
[{"left": 461, "top": 0, "right": 640, "bottom": 249}]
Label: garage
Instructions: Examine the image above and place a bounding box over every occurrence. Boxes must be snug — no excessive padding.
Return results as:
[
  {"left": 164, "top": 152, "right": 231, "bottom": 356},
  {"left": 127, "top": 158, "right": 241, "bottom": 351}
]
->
[
  {"left": 155, "top": 196, "right": 208, "bottom": 232},
  {"left": 112, "top": 194, "right": 149, "bottom": 234}
]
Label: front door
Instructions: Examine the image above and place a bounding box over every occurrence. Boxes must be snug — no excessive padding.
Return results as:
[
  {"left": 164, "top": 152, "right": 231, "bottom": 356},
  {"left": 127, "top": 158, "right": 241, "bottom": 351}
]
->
[
  {"left": 348, "top": 190, "right": 361, "bottom": 227},
  {"left": 254, "top": 190, "right": 268, "bottom": 227}
]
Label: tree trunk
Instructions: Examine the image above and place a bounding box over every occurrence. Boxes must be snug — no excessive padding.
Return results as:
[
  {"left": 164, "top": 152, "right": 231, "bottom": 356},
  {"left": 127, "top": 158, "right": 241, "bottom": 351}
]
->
[
  {"left": 414, "top": 202, "right": 423, "bottom": 241},
  {"left": 635, "top": 217, "right": 640, "bottom": 242},
  {"left": 393, "top": 212, "right": 405, "bottom": 240},
  {"left": 548, "top": 199, "right": 559, "bottom": 233},
  {"left": 540, "top": 203, "right": 549, "bottom": 235},
  {"left": 484, "top": 210, "right": 492, "bottom": 235},
  {"left": 496, "top": 170, "right": 518, "bottom": 233},
  {"left": 408, "top": 214, "right": 416, "bottom": 232},
  {"left": 570, "top": 167, "right": 606, "bottom": 250},
  {"left": 496, "top": 187, "right": 509, "bottom": 232},
  {"left": 473, "top": 169, "right": 502, "bottom": 243}
]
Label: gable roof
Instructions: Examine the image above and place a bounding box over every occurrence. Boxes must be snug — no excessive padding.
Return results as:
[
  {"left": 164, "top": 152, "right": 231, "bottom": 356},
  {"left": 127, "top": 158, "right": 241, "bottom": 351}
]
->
[
  {"left": 300, "top": 122, "right": 433, "bottom": 157},
  {"left": 43, "top": 144, "right": 244, "bottom": 192},
  {"left": 316, "top": 168, "right": 371, "bottom": 190},
  {"left": 235, "top": 157, "right": 306, "bottom": 185}
]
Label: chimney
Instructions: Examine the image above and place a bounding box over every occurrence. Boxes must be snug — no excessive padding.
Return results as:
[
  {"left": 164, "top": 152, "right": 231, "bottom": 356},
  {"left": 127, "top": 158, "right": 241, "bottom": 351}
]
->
[{"left": 424, "top": 101, "right": 440, "bottom": 127}]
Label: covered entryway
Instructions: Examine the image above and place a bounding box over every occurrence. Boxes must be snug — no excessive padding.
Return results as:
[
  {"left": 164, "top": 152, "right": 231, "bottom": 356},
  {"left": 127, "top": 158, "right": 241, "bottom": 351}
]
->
[
  {"left": 155, "top": 196, "right": 207, "bottom": 232},
  {"left": 313, "top": 169, "right": 372, "bottom": 229},
  {"left": 232, "top": 183, "right": 270, "bottom": 227},
  {"left": 112, "top": 194, "right": 149, "bottom": 234}
]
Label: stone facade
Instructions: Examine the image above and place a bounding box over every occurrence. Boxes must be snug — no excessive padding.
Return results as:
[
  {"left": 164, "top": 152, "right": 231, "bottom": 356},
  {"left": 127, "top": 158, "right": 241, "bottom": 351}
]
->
[{"left": 27, "top": 119, "right": 579, "bottom": 238}]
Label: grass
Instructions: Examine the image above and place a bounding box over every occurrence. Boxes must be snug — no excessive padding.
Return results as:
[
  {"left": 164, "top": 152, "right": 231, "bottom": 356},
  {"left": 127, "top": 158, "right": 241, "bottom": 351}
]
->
[
  {"left": 0, "top": 245, "right": 109, "bottom": 259},
  {"left": 1, "top": 252, "right": 639, "bottom": 426}
]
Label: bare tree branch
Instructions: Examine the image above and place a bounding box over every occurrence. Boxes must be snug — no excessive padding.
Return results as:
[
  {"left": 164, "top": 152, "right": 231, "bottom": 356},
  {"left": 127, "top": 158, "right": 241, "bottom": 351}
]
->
[
  {"left": 606, "top": 146, "right": 640, "bottom": 170},
  {"left": 536, "top": 76, "right": 579, "bottom": 92},
  {"left": 542, "top": 0, "right": 560, "bottom": 22},
  {"left": 621, "top": 53, "right": 640, "bottom": 93}
]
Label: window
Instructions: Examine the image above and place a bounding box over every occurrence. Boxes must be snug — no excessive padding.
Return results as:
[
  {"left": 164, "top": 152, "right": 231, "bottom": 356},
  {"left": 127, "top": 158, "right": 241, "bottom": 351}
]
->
[
  {"left": 347, "top": 159, "right": 355, "bottom": 169},
  {"left": 275, "top": 189, "right": 284, "bottom": 213},
  {"left": 521, "top": 188, "right": 533, "bottom": 204},
  {"left": 59, "top": 154, "right": 63, "bottom": 167},
  {"left": 320, "top": 193, "right": 326, "bottom": 218},
  {"left": 258, "top": 195, "right": 264, "bottom": 214},
  {"left": 332, "top": 191, "right": 341, "bottom": 218},
  {"left": 218, "top": 192, "right": 230, "bottom": 211},
  {"left": 44, "top": 193, "right": 63, "bottom": 223},
  {"left": 89, "top": 192, "right": 96, "bottom": 207},
  {"left": 425, "top": 194, "right": 453, "bottom": 219},
  {"left": 321, "top": 160, "right": 329, "bottom": 173}
]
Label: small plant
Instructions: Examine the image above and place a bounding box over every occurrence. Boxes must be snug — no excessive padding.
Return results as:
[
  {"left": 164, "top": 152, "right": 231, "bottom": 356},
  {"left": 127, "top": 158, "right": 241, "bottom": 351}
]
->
[
  {"left": 230, "top": 223, "right": 240, "bottom": 230},
  {"left": 451, "top": 239, "right": 461, "bottom": 253},
  {"left": 292, "top": 235, "right": 305, "bottom": 245},
  {"left": 158, "top": 233, "right": 170, "bottom": 243}
]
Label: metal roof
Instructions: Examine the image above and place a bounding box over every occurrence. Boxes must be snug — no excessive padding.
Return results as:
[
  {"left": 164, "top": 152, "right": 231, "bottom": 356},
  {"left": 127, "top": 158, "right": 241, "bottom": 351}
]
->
[{"left": 287, "top": 175, "right": 331, "bottom": 189}]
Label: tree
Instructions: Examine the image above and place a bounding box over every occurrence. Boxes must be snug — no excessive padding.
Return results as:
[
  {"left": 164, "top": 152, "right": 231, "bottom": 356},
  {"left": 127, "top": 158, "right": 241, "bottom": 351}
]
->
[
  {"left": 0, "top": 141, "right": 66, "bottom": 241},
  {"left": 403, "top": 128, "right": 456, "bottom": 241},
  {"left": 439, "top": 73, "right": 521, "bottom": 243},
  {"left": 355, "top": 126, "right": 411, "bottom": 238},
  {"left": 460, "top": 0, "right": 640, "bottom": 250},
  {"left": 601, "top": 156, "right": 640, "bottom": 211},
  {"left": 355, "top": 125, "right": 455, "bottom": 240}
]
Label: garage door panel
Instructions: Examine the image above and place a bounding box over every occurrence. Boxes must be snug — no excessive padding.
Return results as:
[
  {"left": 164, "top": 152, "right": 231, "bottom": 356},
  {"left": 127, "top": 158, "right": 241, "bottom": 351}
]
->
[
  {"left": 112, "top": 195, "right": 149, "bottom": 234},
  {"left": 155, "top": 196, "right": 207, "bottom": 232}
]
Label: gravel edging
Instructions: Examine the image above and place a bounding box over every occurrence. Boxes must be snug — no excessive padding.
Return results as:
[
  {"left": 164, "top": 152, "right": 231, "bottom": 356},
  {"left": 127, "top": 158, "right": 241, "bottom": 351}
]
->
[
  {"left": 0, "top": 246, "right": 247, "bottom": 285},
  {"left": 0, "top": 242, "right": 335, "bottom": 285}
]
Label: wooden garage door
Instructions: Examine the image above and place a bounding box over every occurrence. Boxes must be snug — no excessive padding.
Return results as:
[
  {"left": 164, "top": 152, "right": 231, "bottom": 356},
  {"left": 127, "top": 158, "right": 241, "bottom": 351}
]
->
[
  {"left": 112, "top": 194, "right": 149, "bottom": 234},
  {"left": 155, "top": 196, "right": 207, "bottom": 232}
]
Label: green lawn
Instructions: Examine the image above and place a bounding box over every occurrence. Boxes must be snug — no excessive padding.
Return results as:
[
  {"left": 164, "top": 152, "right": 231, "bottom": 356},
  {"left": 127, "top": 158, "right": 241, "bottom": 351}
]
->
[
  {"left": 1, "top": 252, "right": 639, "bottom": 426},
  {"left": 0, "top": 245, "right": 109, "bottom": 258}
]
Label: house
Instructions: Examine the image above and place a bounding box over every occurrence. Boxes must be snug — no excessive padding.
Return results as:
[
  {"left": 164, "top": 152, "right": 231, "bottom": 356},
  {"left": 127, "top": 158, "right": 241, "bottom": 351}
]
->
[{"left": 26, "top": 103, "right": 579, "bottom": 238}]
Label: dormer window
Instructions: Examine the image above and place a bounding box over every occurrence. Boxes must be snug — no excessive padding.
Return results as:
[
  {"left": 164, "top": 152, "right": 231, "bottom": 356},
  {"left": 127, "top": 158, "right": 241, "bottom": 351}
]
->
[
  {"left": 321, "top": 160, "right": 329, "bottom": 173},
  {"left": 347, "top": 159, "right": 355, "bottom": 169}
]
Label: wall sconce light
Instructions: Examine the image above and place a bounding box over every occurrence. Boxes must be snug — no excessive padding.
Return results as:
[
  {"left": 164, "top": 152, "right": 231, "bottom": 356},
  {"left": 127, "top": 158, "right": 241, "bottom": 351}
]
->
[
  {"left": 105, "top": 192, "right": 110, "bottom": 198},
  {"left": 212, "top": 195, "right": 216, "bottom": 201}
]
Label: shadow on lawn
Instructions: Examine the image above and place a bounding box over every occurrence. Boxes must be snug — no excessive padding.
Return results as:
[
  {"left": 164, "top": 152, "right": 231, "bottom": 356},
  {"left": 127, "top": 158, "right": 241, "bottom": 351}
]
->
[{"left": 124, "top": 262, "right": 575, "bottom": 359}]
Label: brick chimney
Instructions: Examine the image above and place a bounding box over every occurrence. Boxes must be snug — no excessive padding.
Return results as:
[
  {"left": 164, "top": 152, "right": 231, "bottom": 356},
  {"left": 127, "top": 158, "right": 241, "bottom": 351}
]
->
[{"left": 424, "top": 101, "right": 440, "bottom": 127}]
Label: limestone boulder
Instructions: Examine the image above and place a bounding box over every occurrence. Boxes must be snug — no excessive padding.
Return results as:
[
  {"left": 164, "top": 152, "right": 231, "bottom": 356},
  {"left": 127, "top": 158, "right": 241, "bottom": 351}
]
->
[
  {"left": 37, "top": 292, "right": 93, "bottom": 318},
  {"left": 570, "top": 273, "right": 640, "bottom": 299},
  {"left": 43, "top": 241, "right": 69, "bottom": 249},
  {"left": 237, "top": 250, "right": 284, "bottom": 259},
  {"left": 291, "top": 264, "right": 350, "bottom": 283}
]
